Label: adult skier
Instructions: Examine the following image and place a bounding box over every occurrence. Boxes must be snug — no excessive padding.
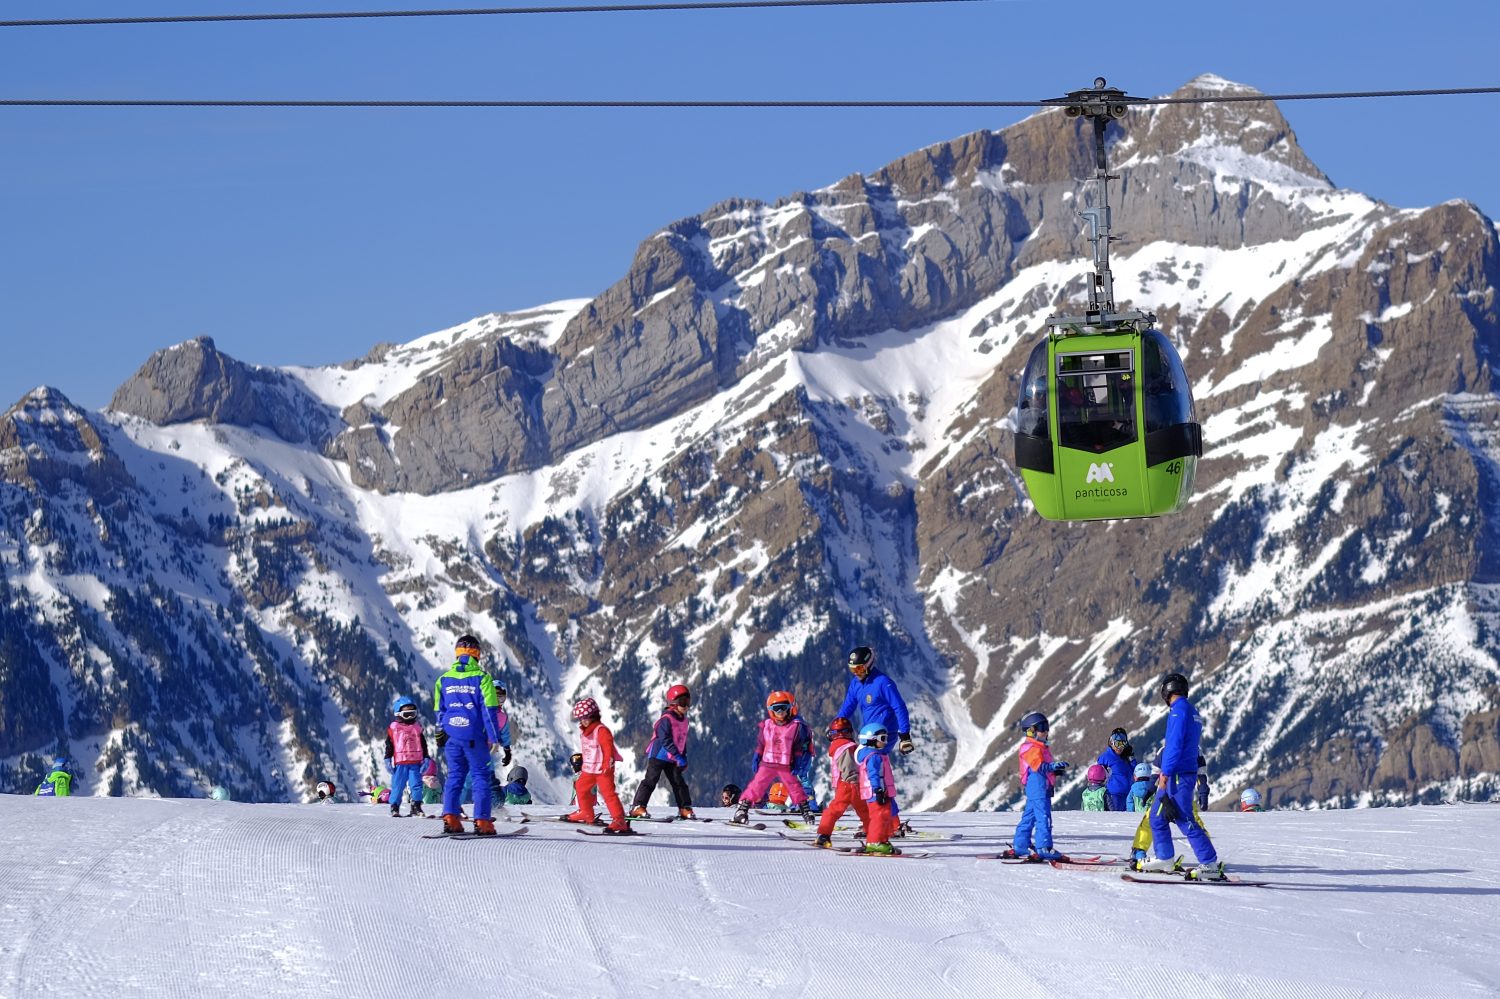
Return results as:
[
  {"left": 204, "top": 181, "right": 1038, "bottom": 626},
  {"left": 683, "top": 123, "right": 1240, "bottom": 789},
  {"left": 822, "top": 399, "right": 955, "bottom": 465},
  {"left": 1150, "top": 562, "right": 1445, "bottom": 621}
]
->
[
  {"left": 835, "top": 646, "right": 914, "bottom": 830},
  {"left": 1095, "top": 727, "right": 1135, "bottom": 810},
  {"left": 34, "top": 756, "right": 74, "bottom": 797},
  {"left": 433, "top": 634, "right": 503, "bottom": 835},
  {"left": 835, "top": 647, "right": 913, "bottom": 756},
  {"left": 1141, "top": 673, "right": 1225, "bottom": 880}
]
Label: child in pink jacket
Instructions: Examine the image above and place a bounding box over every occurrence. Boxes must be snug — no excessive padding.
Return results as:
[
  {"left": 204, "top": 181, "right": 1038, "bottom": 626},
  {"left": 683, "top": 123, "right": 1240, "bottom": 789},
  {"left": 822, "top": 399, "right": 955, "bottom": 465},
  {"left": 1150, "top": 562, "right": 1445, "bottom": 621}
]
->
[{"left": 731, "top": 690, "right": 813, "bottom": 824}]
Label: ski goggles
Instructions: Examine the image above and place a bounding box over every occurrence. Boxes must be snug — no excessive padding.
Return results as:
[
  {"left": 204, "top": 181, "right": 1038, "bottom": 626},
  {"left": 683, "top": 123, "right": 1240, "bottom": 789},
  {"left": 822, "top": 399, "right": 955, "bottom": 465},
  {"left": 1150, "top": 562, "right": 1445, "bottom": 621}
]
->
[
  {"left": 769, "top": 703, "right": 793, "bottom": 715},
  {"left": 669, "top": 693, "right": 691, "bottom": 707}
]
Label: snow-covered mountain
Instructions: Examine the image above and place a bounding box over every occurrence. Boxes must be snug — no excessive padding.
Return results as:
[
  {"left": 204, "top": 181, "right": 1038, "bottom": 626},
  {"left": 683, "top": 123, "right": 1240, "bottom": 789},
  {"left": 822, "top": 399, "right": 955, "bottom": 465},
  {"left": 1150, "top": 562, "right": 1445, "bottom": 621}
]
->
[
  {"left": 3, "top": 74, "right": 1499, "bottom": 808},
  {"left": 4, "top": 796, "right": 1498, "bottom": 998}
]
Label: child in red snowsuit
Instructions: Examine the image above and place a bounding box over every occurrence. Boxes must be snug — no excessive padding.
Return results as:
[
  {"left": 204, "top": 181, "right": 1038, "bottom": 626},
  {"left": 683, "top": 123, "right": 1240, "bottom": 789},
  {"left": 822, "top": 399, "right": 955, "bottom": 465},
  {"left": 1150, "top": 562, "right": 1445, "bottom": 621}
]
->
[
  {"left": 566, "top": 697, "right": 631, "bottom": 834},
  {"left": 815, "top": 717, "right": 870, "bottom": 848}
]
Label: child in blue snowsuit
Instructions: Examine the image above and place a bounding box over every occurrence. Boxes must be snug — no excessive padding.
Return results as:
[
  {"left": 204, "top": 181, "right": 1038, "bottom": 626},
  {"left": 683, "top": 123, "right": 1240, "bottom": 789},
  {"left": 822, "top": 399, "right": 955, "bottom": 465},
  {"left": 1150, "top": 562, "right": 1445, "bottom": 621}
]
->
[
  {"left": 434, "top": 635, "right": 503, "bottom": 835},
  {"left": 1144, "top": 673, "right": 1224, "bottom": 880},
  {"left": 1007, "top": 712, "right": 1070, "bottom": 860},
  {"left": 1128, "top": 762, "right": 1153, "bottom": 812}
]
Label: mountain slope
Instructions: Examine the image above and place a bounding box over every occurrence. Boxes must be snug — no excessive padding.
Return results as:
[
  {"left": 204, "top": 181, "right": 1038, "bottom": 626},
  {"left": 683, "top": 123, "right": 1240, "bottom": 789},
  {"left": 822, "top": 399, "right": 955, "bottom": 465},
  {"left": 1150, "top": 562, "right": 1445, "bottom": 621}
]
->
[{"left": 3, "top": 74, "right": 1499, "bottom": 808}]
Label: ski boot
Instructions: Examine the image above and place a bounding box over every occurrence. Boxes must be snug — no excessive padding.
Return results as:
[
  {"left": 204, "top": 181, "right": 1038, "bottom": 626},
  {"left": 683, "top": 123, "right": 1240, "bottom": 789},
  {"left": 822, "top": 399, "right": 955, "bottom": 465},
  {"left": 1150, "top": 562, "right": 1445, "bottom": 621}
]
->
[
  {"left": 410, "top": 802, "right": 424, "bottom": 818},
  {"left": 1128, "top": 848, "right": 1148, "bottom": 871},
  {"left": 440, "top": 813, "right": 465, "bottom": 835},
  {"left": 893, "top": 819, "right": 914, "bottom": 839},
  {"left": 473, "top": 818, "right": 497, "bottom": 836},
  {"left": 604, "top": 820, "right": 635, "bottom": 835},
  {"left": 1187, "top": 861, "right": 1227, "bottom": 882},
  {"left": 796, "top": 803, "right": 814, "bottom": 824},
  {"left": 390, "top": 804, "right": 402, "bottom": 817},
  {"left": 730, "top": 802, "right": 751, "bottom": 825},
  {"left": 1035, "top": 849, "right": 1066, "bottom": 862},
  {"left": 814, "top": 834, "right": 833, "bottom": 849},
  {"left": 564, "top": 811, "right": 596, "bottom": 825},
  {"left": 630, "top": 805, "right": 650, "bottom": 819},
  {"left": 1140, "top": 855, "right": 1182, "bottom": 874},
  {"left": 677, "top": 807, "right": 696, "bottom": 820},
  {"left": 863, "top": 841, "right": 898, "bottom": 856}
]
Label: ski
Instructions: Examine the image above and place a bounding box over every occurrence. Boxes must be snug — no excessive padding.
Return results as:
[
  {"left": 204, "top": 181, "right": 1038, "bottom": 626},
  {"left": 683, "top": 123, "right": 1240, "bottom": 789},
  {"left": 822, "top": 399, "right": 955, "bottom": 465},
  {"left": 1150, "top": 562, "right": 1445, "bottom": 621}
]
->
[
  {"left": 574, "top": 827, "right": 644, "bottom": 837},
  {"left": 524, "top": 812, "right": 605, "bottom": 827},
  {"left": 624, "top": 815, "right": 676, "bottom": 823},
  {"left": 1049, "top": 858, "right": 1124, "bottom": 871},
  {"left": 1121, "top": 872, "right": 1268, "bottom": 887},
  {"left": 977, "top": 853, "right": 1100, "bottom": 864},
  {"left": 836, "top": 848, "right": 932, "bottom": 859},
  {"left": 421, "top": 826, "right": 530, "bottom": 841}
]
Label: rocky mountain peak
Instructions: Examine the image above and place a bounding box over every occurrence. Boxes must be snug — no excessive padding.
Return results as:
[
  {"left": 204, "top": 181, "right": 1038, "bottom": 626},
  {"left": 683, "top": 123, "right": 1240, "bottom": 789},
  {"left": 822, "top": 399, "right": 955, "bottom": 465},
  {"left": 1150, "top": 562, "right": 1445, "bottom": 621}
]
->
[{"left": 109, "top": 335, "right": 339, "bottom": 447}]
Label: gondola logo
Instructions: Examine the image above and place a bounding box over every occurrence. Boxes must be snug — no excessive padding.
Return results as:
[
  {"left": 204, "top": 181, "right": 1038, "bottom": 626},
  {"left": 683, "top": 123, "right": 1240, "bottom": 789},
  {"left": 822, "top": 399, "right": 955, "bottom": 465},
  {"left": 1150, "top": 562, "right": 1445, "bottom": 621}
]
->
[{"left": 1085, "top": 462, "right": 1115, "bottom": 484}]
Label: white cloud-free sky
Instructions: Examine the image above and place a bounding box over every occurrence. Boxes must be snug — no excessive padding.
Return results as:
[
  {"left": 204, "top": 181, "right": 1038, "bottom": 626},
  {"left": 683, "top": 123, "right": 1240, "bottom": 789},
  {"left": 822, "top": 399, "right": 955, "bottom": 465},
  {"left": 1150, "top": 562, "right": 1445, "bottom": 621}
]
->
[{"left": 2, "top": 0, "right": 1498, "bottom": 409}]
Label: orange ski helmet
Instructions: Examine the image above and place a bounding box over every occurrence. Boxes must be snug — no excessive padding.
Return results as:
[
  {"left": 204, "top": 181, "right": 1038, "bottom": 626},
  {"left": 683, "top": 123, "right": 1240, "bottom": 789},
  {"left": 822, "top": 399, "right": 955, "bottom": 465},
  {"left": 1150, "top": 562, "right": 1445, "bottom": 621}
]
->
[{"left": 766, "top": 690, "right": 794, "bottom": 717}]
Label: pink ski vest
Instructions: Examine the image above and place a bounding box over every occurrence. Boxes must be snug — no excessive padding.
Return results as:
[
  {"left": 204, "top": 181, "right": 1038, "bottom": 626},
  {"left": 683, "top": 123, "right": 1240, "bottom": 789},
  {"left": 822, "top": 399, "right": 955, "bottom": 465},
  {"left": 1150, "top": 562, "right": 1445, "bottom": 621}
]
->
[
  {"left": 388, "top": 720, "right": 425, "bottom": 765},
  {"left": 664, "top": 713, "right": 689, "bottom": 755},
  {"left": 581, "top": 722, "right": 623, "bottom": 774},
  {"left": 757, "top": 718, "right": 800, "bottom": 766},
  {"left": 856, "top": 746, "right": 895, "bottom": 801},
  {"left": 1018, "top": 736, "right": 1056, "bottom": 791}
]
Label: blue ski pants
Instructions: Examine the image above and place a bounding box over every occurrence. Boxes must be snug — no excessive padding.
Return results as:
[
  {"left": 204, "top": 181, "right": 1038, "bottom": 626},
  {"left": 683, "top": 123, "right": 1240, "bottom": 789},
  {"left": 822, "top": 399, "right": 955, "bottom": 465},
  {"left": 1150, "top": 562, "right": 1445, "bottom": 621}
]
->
[
  {"left": 389, "top": 763, "right": 422, "bottom": 809},
  {"left": 442, "top": 738, "right": 495, "bottom": 820},
  {"left": 1105, "top": 790, "right": 1127, "bottom": 811},
  {"left": 1012, "top": 772, "right": 1053, "bottom": 853},
  {"left": 1150, "top": 774, "right": 1217, "bottom": 864}
]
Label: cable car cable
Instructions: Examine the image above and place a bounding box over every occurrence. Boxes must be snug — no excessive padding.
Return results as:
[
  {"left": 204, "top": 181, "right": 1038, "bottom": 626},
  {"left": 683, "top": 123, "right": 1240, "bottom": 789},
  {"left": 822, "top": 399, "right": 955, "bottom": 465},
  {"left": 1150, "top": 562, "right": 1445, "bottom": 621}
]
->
[
  {"left": 2, "top": 86, "right": 1497, "bottom": 109},
  {"left": 0, "top": 0, "right": 993, "bottom": 28}
]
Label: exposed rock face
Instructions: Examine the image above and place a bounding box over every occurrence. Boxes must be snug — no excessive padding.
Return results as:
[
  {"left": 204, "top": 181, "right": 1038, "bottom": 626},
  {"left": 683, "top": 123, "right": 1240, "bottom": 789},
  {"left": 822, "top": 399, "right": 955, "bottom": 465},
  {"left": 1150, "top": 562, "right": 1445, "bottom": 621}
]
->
[
  {"left": 109, "top": 336, "right": 339, "bottom": 447},
  {"left": 5, "top": 75, "right": 1500, "bottom": 808}
]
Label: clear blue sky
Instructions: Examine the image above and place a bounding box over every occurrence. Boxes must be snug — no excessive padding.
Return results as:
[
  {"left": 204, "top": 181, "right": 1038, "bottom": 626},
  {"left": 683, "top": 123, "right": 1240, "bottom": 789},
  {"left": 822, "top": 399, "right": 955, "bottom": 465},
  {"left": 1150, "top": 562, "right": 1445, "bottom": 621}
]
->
[{"left": 2, "top": 1, "right": 1496, "bottom": 410}]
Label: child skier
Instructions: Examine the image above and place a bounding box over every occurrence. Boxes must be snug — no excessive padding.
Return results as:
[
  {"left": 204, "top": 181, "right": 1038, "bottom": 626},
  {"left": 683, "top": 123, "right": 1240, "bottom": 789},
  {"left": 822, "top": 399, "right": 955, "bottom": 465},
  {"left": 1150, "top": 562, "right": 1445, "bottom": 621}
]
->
[
  {"left": 33, "top": 756, "right": 74, "bottom": 797},
  {"left": 719, "top": 783, "right": 741, "bottom": 807},
  {"left": 1003, "top": 711, "right": 1071, "bottom": 861},
  {"left": 629, "top": 684, "right": 695, "bottom": 819},
  {"left": 815, "top": 717, "right": 869, "bottom": 848},
  {"left": 1128, "top": 762, "right": 1153, "bottom": 812},
  {"left": 1081, "top": 763, "right": 1109, "bottom": 811},
  {"left": 1240, "top": 787, "right": 1264, "bottom": 812},
  {"left": 731, "top": 691, "right": 813, "bottom": 825},
  {"left": 315, "top": 780, "right": 337, "bottom": 802},
  {"left": 853, "top": 723, "right": 900, "bottom": 855},
  {"left": 384, "top": 696, "right": 431, "bottom": 817},
  {"left": 566, "top": 697, "right": 632, "bottom": 834},
  {"left": 501, "top": 766, "right": 533, "bottom": 805},
  {"left": 420, "top": 758, "right": 442, "bottom": 807}
]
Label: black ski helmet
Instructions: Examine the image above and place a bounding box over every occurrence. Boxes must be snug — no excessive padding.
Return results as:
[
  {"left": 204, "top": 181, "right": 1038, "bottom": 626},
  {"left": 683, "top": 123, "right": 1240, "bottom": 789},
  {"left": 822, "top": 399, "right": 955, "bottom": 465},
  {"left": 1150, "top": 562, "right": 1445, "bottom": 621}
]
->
[
  {"left": 1019, "top": 711, "right": 1049, "bottom": 734},
  {"left": 507, "top": 766, "right": 528, "bottom": 784},
  {"left": 846, "top": 646, "right": 875, "bottom": 671},
  {"left": 720, "top": 782, "right": 742, "bottom": 806},
  {"left": 1160, "top": 672, "right": 1190, "bottom": 702}
]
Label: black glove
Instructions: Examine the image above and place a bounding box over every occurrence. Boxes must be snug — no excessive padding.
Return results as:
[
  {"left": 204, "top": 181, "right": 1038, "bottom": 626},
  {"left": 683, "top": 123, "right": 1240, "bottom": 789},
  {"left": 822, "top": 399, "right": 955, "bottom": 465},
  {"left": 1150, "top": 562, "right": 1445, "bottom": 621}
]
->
[
  {"left": 435, "top": 729, "right": 448, "bottom": 749},
  {"left": 501, "top": 746, "right": 512, "bottom": 767},
  {"left": 1122, "top": 741, "right": 1135, "bottom": 760},
  {"left": 1158, "top": 793, "right": 1182, "bottom": 822},
  {"left": 897, "top": 733, "right": 914, "bottom": 756},
  {"left": 874, "top": 788, "right": 889, "bottom": 807}
]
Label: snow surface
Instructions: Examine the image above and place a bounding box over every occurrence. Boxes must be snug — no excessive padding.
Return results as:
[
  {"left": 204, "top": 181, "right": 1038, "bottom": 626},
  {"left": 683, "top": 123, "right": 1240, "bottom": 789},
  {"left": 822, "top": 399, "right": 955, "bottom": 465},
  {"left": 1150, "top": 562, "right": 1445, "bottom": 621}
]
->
[{"left": 3, "top": 796, "right": 1498, "bottom": 998}]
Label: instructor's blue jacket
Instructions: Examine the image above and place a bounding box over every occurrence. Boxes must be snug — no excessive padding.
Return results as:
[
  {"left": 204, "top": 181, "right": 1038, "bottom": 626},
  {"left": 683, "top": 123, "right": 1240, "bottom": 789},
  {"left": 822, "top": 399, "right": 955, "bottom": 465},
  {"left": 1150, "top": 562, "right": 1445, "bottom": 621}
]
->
[
  {"left": 837, "top": 668, "right": 911, "bottom": 736},
  {"left": 1160, "top": 696, "right": 1204, "bottom": 776}
]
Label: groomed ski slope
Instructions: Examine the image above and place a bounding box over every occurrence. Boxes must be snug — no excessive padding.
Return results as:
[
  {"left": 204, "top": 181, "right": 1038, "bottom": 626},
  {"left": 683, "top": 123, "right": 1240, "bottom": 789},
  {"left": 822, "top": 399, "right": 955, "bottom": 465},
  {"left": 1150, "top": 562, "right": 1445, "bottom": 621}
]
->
[{"left": 2, "top": 797, "right": 1497, "bottom": 998}]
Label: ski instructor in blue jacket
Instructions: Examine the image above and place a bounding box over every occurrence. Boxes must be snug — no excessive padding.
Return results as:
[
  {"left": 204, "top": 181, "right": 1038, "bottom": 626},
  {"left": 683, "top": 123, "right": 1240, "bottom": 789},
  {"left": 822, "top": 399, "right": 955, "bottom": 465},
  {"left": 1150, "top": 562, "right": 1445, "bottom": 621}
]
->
[
  {"left": 836, "top": 646, "right": 913, "bottom": 758},
  {"left": 1140, "top": 671, "right": 1225, "bottom": 881}
]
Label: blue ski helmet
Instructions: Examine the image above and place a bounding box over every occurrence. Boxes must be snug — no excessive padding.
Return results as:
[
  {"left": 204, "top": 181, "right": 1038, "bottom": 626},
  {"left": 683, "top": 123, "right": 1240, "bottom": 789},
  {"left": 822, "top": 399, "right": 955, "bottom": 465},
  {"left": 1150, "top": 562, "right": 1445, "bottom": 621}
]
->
[
  {"left": 1019, "top": 711, "right": 1049, "bottom": 734},
  {"left": 210, "top": 785, "right": 231, "bottom": 801},
  {"left": 507, "top": 766, "right": 528, "bottom": 784},
  {"left": 52, "top": 755, "right": 70, "bottom": 770},
  {"left": 858, "top": 723, "right": 889, "bottom": 747},
  {"left": 392, "top": 696, "right": 416, "bottom": 715},
  {"left": 1241, "top": 787, "right": 1263, "bottom": 807},
  {"left": 1133, "top": 762, "right": 1153, "bottom": 780}
]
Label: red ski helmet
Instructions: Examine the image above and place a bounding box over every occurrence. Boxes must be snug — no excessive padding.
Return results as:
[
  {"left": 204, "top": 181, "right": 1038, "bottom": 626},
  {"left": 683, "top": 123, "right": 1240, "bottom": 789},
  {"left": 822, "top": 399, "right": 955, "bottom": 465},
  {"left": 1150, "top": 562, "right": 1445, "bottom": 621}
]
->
[
  {"left": 826, "top": 717, "right": 853, "bottom": 740},
  {"left": 666, "top": 684, "right": 690, "bottom": 706},
  {"left": 571, "top": 696, "right": 600, "bottom": 721}
]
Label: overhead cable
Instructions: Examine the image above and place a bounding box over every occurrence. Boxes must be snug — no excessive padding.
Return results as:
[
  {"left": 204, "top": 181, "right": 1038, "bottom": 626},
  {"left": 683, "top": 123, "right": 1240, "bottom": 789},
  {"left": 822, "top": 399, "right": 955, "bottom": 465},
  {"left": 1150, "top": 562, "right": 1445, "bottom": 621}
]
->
[{"left": 0, "top": 0, "right": 992, "bottom": 28}]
